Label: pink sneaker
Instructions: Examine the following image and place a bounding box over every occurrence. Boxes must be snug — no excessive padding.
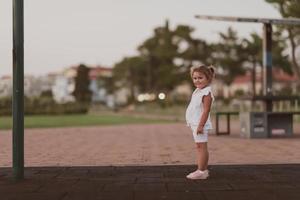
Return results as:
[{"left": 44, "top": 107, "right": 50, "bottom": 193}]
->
[{"left": 186, "top": 169, "right": 209, "bottom": 180}]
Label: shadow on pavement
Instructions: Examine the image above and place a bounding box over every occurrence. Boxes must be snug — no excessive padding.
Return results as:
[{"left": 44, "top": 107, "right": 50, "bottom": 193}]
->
[{"left": 1, "top": 164, "right": 300, "bottom": 200}]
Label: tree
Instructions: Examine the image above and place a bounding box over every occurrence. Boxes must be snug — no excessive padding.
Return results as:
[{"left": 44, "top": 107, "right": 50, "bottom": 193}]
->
[
  {"left": 265, "top": 0, "right": 300, "bottom": 79},
  {"left": 138, "top": 20, "right": 188, "bottom": 94},
  {"left": 272, "top": 31, "right": 293, "bottom": 75},
  {"left": 174, "top": 25, "right": 215, "bottom": 85},
  {"left": 241, "top": 32, "right": 293, "bottom": 95},
  {"left": 213, "top": 27, "right": 246, "bottom": 85},
  {"left": 72, "top": 64, "right": 92, "bottom": 103},
  {"left": 241, "top": 33, "right": 262, "bottom": 95},
  {"left": 113, "top": 56, "right": 148, "bottom": 103},
  {"left": 97, "top": 76, "right": 114, "bottom": 95}
]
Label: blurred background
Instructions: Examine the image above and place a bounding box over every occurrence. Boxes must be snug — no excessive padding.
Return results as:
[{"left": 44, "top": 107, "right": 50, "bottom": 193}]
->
[{"left": 0, "top": 0, "right": 299, "bottom": 129}]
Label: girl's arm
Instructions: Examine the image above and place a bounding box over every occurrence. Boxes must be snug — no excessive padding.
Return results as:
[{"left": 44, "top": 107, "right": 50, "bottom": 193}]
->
[{"left": 196, "top": 93, "right": 213, "bottom": 134}]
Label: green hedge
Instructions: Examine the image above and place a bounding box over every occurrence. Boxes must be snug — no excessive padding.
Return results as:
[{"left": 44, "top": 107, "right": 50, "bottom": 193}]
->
[{"left": 0, "top": 97, "right": 89, "bottom": 116}]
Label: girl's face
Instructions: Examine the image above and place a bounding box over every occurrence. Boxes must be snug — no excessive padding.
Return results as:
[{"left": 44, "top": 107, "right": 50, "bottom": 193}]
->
[{"left": 192, "top": 71, "right": 209, "bottom": 89}]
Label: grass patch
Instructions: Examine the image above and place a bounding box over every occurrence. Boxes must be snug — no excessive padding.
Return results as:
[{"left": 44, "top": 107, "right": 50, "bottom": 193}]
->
[{"left": 0, "top": 114, "right": 172, "bottom": 130}]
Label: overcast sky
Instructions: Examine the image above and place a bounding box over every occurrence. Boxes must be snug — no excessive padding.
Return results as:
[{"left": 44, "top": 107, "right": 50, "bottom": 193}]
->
[{"left": 0, "top": 0, "right": 280, "bottom": 76}]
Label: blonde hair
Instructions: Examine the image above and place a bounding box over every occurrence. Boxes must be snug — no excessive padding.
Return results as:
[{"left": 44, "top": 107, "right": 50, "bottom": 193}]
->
[{"left": 190, "top": 65, "right": 215, "bottom": 84}]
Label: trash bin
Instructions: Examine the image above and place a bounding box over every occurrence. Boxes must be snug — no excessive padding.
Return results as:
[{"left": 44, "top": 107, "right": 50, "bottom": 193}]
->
[
  {"left": 240, "top": 112, "right": 293, "bottom": 138},
  {"left": 240, "top": 112, "right": 268, "bottom": 138},
  {"left": 267, "top": 113, "right": 293, "bottom": 137}
]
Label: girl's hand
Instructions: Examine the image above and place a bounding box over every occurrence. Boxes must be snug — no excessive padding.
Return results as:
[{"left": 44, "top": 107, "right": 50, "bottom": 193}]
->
[{"left": 196, "top": 125, "right": 204, "bottom": 135}]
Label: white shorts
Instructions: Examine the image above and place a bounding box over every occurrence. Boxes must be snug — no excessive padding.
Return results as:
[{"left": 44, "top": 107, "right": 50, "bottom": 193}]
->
[{"left": 190, "top": 126, "right": 209, "bottom": 143}]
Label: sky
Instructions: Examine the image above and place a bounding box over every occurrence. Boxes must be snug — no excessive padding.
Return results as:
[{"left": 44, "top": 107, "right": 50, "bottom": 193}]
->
[{"left": 0, "top": 0, "right": 281, "bottom": 76}]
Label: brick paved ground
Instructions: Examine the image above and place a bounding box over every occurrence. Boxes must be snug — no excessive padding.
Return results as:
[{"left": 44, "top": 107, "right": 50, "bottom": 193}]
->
[
  {"left": 1, "top": 120, "right": 300, "bottom": 167},
  {"left": 1, "top": 120, "right": 300, "bottom": 200}
]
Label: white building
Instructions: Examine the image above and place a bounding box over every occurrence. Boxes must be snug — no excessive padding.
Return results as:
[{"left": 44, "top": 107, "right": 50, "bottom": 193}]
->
[
  {"left": 0, "top": 75, "right": 53, "bottom": 98},
  {"left": 51, "top": 75, "right": 75, "bottom": 103},
  {"left": 51, "top": 65, "right": 114, "bottom": 104},
  {"left": 24, "top": 75, "right": 51, "bottom": 97},
  {"left": 89, "top": 66, "right": 113, "bottom": 104},
  {"left": 0, "top": 76, "right": 12, "bottom": 98}
]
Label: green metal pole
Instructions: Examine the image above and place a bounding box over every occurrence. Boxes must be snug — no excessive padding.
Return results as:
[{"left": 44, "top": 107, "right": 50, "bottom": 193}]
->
[
  {"left": 263, "top": 23, "right": 273, "bottom": 112},
  {"left": 13, "top": 0, "right": 24, "bottom": 180}
]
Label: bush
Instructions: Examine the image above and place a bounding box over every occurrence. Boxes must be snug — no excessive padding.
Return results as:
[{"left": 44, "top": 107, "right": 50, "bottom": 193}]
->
[
  {"left": 0, "top": 97, "right": 12, "bottom": 115},
  {"left": 0, "top": 97, "right": 89, "bottom": 116}
]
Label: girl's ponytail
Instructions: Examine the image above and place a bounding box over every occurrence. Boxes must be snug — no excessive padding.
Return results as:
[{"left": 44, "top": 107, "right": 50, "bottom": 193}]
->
[{"left": 208, "top": 65, "right": 215, "bottom": 79}]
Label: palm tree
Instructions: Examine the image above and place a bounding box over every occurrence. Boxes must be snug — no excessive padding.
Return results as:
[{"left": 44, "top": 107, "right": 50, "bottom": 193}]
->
[
  {"left": 113, "top": 56, "right": 147, "bottom": 103},
  {"left": 214, "top": 27, "right": 246, "bottom": 86},
  {"left": 265, "top": 0, "right": 300, "bottom": 79},
  {"left": 241, "top": 33, "right": 262, "bottom": 96}
]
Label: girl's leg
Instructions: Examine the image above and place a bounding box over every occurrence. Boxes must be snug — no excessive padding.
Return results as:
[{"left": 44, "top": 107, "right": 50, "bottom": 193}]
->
[
  {"left": 186, "top": 141, "right": 209, "bottom": 179},
  {"left": 196, "top": 142, "right": 209, "bottom": 171}
]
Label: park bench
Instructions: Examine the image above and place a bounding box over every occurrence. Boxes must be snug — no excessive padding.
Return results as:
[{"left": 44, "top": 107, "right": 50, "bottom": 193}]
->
[
  {"left": 215, "top": 111, "right": 300, "bottom": 137},
  {"left": 252, "top": 111, "right": 300, "bottom": 137},
  {"left": 215, "top": 95, "right": 300, "bottom": 137}
]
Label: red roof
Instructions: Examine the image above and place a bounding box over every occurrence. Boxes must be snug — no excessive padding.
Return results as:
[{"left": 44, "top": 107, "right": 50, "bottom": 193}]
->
[
  {"left": 0, "top": 75, "right": 12, "bottom": 80},
  {"left": 232, "top": 69, "right": 298, "bottom": 84},
  {"left": 64, "top": 65, "right": 113, "bottom": 79},
  {"left": 89, "top": 66, "right": 112, "bottom": 79},
  {"left": 273, "top": 68, "right": 298, "bottom": 82},
  {"left": 233, "top": 72, "right": 257, "bottom": 84}
]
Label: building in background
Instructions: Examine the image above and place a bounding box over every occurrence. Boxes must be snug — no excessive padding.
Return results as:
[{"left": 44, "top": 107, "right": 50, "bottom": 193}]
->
[
  {"left": 214, "top": 68, "right": 298, "bottom": 98},
  {"left": 51, "top": 65, "right": 114, "bottom": 105},
  {"left": 0, "top": 75, "right": 54, "bottom": 98},
  {"left": 89, "top": 66, "right": 113, "bottom": 104},
  {"left": 0, "top": 76, "right": 12, "bottom": 98}
]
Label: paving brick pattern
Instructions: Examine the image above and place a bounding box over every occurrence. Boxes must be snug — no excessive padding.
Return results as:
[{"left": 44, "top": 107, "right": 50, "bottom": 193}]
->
[
  {"left": 1, "top": 164, "right": 300, "bottom": 200},
  {"left": 1, "top": 120, "right": 300, "bottom": 199},
  {"left": 1, "top": 121, "right": 300, "bottom": 167}
]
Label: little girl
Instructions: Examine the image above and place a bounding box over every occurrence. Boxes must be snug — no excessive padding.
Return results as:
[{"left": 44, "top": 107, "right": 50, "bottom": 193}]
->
[{"left": 185, "top": 65, "right": 215, "bottom": 180}]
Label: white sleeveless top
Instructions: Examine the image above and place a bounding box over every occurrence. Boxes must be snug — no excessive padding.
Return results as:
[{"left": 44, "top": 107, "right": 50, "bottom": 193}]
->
[{"left": 185, "top": 86, "right": 214, "bottom": 129}]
